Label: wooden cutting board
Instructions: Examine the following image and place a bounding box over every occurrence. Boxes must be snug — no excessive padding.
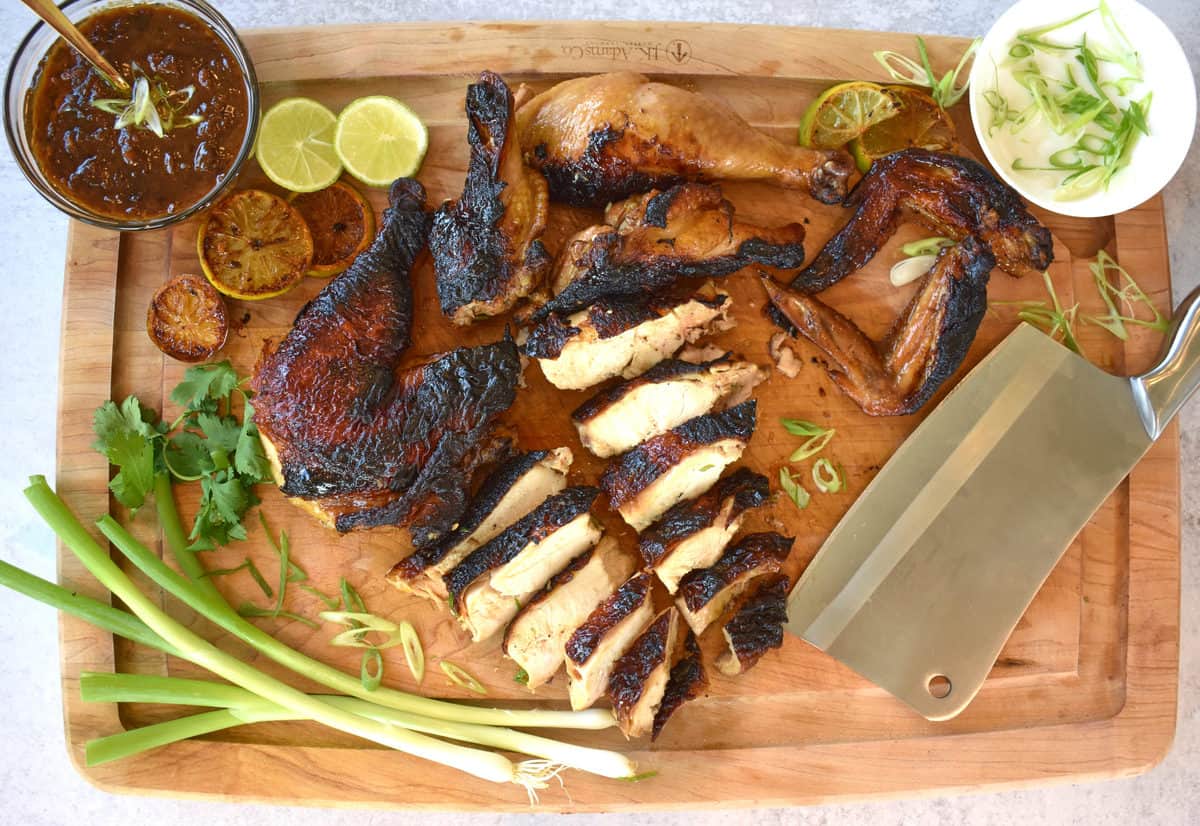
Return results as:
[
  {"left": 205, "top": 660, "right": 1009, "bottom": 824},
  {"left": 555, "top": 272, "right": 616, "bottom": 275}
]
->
[{"left": 53, "top": 21, "right": 1179, "bottom": 811}]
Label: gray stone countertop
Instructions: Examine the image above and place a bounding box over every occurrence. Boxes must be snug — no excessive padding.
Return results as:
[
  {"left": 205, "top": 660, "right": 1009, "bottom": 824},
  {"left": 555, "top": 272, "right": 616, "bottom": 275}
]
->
[{"left": 0, "top": 1, "right": 1196, "bottom": 823}]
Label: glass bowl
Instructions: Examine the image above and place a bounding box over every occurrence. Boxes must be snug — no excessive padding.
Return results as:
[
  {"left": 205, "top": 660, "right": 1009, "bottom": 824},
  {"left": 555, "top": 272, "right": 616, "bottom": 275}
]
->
[{"left": 4, "top": 0, "right": 260, "bottom": 231}]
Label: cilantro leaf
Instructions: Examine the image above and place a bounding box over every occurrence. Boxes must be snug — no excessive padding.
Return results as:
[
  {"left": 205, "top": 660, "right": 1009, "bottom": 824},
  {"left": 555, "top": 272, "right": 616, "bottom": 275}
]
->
[
  {"left": 106, "top": 431, "right": 156, "bottom": 511},
  {"left": 235, "top": 399, "right": 272, "bottom": 482},
  {"left": 163, "top": 431, "right": 214, "bottom": 480},
  {"left": 93, "top": 396, "right": 159, "bottom": 459},
  {"left": 197, "top": 413, "right": 242, "bottom": 456},
  {"left": 170, "top": 361, "right": 240, "bottom": 410}
]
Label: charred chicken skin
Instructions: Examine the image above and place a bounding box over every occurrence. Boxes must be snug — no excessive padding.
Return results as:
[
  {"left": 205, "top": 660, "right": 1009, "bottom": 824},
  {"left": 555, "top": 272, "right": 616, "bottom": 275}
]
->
[
  {"left": 534, "top": 183, "right": 805, "bottom": 320},
  {"left": 791, "top": 148, "right": 1054, "bottom": 294},
  {"left": 763, "top": 236, "right": 994, "bottom": 416},
  {"left": 253, "top": 179, "right": 522, "bottom": 542},
  {"left": 516, "top": 72, "right": 853, "bottom": 207},
  {"left": 432, "top": 71, "right": 552, "bottom": 324}
]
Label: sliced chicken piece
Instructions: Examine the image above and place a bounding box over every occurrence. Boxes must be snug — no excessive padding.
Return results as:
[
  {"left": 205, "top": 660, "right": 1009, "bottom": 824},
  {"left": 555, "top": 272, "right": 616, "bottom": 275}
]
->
[
  {"left": 716, "top": 573, "right": 790, "bottom": 676},
  {"left": 639, "top": 467, "right": 769, "bottom": 593},
  {"left": 652, "top": 629, "right": 707, "bottom": 741},
  {"left": 503, "top": 537, "right": 636, "bottom": 689},
  {"left": 600, "top": 400, "right": 757, "bottom": 532},
  {"left": 524, "top": 286, "right": 732, "bottom": 391},
  {"left": 571, "top": 353, "right": 767, "bottom": 458},
  {"left": 607, "top": 607, "right": 682, "bottom": 738},
  {"left": 564, "top": 571, "right": 655, "bottom": 710},
  {"left": 675, "top": 531, "right": 793, "bottom": 634},
  {"left": 446, "top": 486, "right": 602, "bottom": 642},
  {"left": 386, "top": 448, "right": 572, "bottom": 602}
]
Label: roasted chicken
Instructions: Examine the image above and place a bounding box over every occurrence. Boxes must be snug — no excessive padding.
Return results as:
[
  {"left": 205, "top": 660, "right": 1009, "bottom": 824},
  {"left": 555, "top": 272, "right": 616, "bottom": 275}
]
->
[
  {"left": 639, "top": 467, "right": 770, "bottom": 593},
  {"left": 565, "top": 571, "right": 655, "bottom": 710},
  {"left": 571, "top": 353, "right": 766, "bottom": 458},
  {"left": 600, "top": 400, "right": 757, "bottom": 532},
  {"left": 446, "top": 486, "right": 602, "bottom": 642},
  {"left": 763, "top": 236, "right": 994, "bottom": 416},
  {"left": 525, "top": 285, "right": 732, "bottom": 391},
  {"left": 503, "top": 537, "right": 636, "bottom": 690},
  {"left": 432, "top": 71, "right": 552, "bottom": 324},
  {"left": 675, "top": 531, "right": 793, "bottom": 634},
  {"left": 716, "top": 573, "right": 790, "bottom": 676},
  {"left": 607, "top": 607, "right": 682, "bottom": 738},
  {"left": 516, "top": 71, "right": 853, "bottom": 207},
  {"left": 535, "top": 183, "right": 805, "bottom": 319},
  {"left": 789, "top": 148, "right": 1054, "bottom": 294},
  {"left": 387, "top": 447, "right": 572, "bottom": 602},
  {"left": 652, "top": 630, "right": 707, "bottom": 741},
  {"left": 254, "top": 180, "right": 521, "bottom": 541}
]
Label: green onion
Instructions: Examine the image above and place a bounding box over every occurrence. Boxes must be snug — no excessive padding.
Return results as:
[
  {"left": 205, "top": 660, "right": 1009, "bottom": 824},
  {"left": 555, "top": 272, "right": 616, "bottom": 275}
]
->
[
  {"left": 442, "top": 661, "right": 487, "bottom": 695},
  {"left": 780, "top": 418, "right": 827, "bottom": 437},
  {"left": 901, "top": 237, "right": 954, "bottom": 257},
  {"left": 812, "top": 459, "right": 846, "bottom": 494},
  {"left": 236, "top": 602, "right": 319, "bottom": 629},
  {"left": 299, "top": 584, "right": 341, "bottom": 609},
  {"left": 321, "top": 611, "right": 405, "bottom": 649},
  {"left": 789, "top": 430, "right": 835, "bottom": 462},
  {"left": 873, "top": 37, "right": 981, "bottom": 109},
  {"left": 991, "top": 271, "right": 1083, "bottom": 354},
  {"left": 203, "top": 558, "right": 273, "bottom": 600},
  {"left": 399, "top": 622, "right": 424, "bottom": 684},
  {"left": 1085, "top": 250, "right": 1168, "bottom": 339},
  {"left": 514, "top": 668, "right": 530, "bottom": 686},
  {"left": 79, "top": 673, "right": 637, "bottom": 779},
  {"left": 779, "top": 468, "right": 810, "bottom": 510}
]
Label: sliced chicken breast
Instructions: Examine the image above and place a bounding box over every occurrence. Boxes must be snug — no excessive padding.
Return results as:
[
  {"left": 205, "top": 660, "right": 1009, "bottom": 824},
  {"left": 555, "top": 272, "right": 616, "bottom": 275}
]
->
[
  {"left": 675, "top": 531, "right": 793, "bottom": 634},
  {"left": 571, "top": 353, "right": 767, "bottom": 457},
  {"left": 600, "top": 400, "right": 757, "bottom": 532},
  {"left": 716, "top": 573, "right": 791, "bottom": 677},
  {"left": 640, "top": 467, "right": 769, "bottom": 593},
  {"left": 386, "top": 448, "right": 572, "bottom": 602},
  {"left": 523, "top": 286, "right": 732, "bottom": 391},
  {"left": 607, "top": 607, "right": 682, "bottom": 738},
  {"left": 564, "top": 571, "right": 655, "bottom": 710},
  {"left": 503, "top": 537, "right": 636, "bottom": 690},
  {"left": 446, "top": 486, "right": 602, "bottom": 642},
  {"left": 652, "top": 629, "right": 707, "bottom": 741}
]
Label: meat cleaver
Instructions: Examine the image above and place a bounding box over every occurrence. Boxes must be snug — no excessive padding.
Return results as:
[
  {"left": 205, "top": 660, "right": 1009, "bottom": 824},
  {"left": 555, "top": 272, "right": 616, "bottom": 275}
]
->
[{"left": 786, "top": 289, "right": 1200, "bottom": 720}]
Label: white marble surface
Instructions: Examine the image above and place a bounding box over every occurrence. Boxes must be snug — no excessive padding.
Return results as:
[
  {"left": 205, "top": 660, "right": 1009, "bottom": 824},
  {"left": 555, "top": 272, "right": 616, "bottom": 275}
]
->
[{"left": 0, "top": 1, "right": 1197, "bottom": 823}]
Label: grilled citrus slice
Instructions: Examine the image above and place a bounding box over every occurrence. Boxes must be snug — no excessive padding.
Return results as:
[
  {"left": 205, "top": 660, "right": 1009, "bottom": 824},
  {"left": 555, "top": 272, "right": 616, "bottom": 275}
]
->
[
  {"left": 288, "top": 181, "right": 375, "bottom": 277},
  {"left": 197, "top": 189, "right": 314, "bottom": 300},
  {"left": 146, "top": 273, "right": 229, "bottom": 362},
  {"left": 798, "top": 81, "right": 899, "bottom": 149},
  {"left": 849, "top": 85, "right": 958, "bottom": 172}
]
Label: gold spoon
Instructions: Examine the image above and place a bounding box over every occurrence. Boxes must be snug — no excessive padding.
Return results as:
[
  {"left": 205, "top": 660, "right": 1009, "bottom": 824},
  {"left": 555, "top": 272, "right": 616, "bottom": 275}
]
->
[{"left": 20, "top": 0, "right": 130, "bottom": 94}]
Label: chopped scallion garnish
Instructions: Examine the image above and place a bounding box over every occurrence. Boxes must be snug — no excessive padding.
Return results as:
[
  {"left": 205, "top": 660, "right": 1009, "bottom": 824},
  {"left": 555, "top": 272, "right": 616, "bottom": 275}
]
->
[
  {"left": 873, "top": 36, "right": 981, "bottom": 109},
  {"left": 441, "top": 661, "right": 487, "bottom": 695},
  {"left": 399, "top": 621, "right": 424, "bottom": 684},
  {"left": 812, "top": 458, "right": 846, "bottom": 494},
  {"left": 779, "top": 468, "right": 810, "bottom": 510}
]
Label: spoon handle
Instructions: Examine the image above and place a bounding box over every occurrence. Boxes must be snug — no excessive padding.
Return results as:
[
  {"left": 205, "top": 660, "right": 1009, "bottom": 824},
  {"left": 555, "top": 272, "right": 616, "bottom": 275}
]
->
[{"left": 20, "top": 0, "right": 130, "bottom": 93}]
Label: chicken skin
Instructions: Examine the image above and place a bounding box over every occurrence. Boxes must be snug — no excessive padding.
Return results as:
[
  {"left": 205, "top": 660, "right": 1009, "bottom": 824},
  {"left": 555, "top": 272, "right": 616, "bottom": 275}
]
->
[
  {"left": 432, "top": 71, "right": 552, "bottom": 324},
  {"left": 516, "top": 72, "right": 853, "bottom": 207}
]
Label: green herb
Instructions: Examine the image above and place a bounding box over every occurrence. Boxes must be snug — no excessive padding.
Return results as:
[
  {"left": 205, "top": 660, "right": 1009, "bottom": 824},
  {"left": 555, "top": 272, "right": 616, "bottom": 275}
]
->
[
  {"left": 812, "top": 458, "right": 846, "bottom": 494},
  {"left": 992, "top": 271, "right": 1083, "bottom": 354},
  {"left": 340, "top": 578, "right": 367, "bottom": 613},
  {"left": 780, "top": 418, "right": 827, "bottom": 437},
  {"left": 873, "top": 36, "right": 981, "bottom": 109},
  {"left": 514, "top": 668, "right": 530, "bottom": 686},
  {"left": 441, "top": 661, "right": 488, "bottom": 695},
  {"left": 360, "top": 648, "right": 385, "bottom": 692},
  {"left": 901, "top": 237, "right": 955, "bottom": 257},
  {"left": 258, "top": 514, "right": 292, "bottom": 618},
  {"left": 203, "top": 558, "right": 273, "bottom": 599},
  {"left": 236, "top": 602, "right": 319, "bottom": 629},
  {"left": 785, "top": 421, "right": 836, "bottom": 462},
  {"left": 91, "top": 67, "right": 203, "bottom": 137},
  {"left": 15, "top": 477, "right": 636, "bottom": 782},
  {"left": 399, "top": 621, "right": 424, "bottom": 684},
  {"left": 299, "top": 584, "right": 341, "bottom": 609},
  {"left": 1085, "top": 250, "right": 1168, "bottom": 339},
  {"left": 617, "top": 771, "right": 660, "bottom": 783},
  {"left": 985, "top": 1, "right": 1150, "bottom": 198},
  {"left": 779, "top": 468, "right": 810, "bottom": 510}
]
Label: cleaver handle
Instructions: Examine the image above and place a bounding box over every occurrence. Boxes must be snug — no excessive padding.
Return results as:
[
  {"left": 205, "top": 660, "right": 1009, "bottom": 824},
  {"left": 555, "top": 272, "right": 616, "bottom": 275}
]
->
[{"left": 1131, "top": 285, "right": 1200, "bottom": 439}]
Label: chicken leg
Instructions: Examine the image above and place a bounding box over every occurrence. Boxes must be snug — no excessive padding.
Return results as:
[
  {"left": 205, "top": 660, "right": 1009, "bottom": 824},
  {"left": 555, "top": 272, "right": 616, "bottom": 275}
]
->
[{"left": 516, "top": 72, "right": 853, "bottom": 207}]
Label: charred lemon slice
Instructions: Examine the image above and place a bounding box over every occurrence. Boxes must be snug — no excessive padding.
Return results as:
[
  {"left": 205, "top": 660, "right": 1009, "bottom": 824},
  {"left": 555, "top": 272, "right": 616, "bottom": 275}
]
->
[
  {"left": 849, "top": 85, "right": 958, "bottom": 172},
  {"left": 288, "top": 181, "right": 375, "bottom": 277},
  {"left": 798, "top": 81, "right": 899, "bottom": 149},
  {"left": 197, "top": 189, "right": 314, "bottom": 300},
  {"left": 146, "top": 273, "right": 229, "bottom": 362}
]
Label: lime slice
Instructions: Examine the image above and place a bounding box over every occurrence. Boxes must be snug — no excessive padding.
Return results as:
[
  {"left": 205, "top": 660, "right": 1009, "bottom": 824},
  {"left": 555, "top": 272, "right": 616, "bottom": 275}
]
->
[
  {"left": 334, "top": 96, "right": 428, "bottom": 187},
  {"left": 798, "top": 81, "right": 899, "bottom": 149},
  {"left": 255, "top": 97, "right": 342, "bottom": 193}
]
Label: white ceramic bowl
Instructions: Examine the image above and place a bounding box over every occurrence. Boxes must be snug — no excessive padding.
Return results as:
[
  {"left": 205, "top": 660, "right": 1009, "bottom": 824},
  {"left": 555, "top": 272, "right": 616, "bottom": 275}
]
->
[{"left": 968, "top": 0, "right": 1195, "bottom": 218}]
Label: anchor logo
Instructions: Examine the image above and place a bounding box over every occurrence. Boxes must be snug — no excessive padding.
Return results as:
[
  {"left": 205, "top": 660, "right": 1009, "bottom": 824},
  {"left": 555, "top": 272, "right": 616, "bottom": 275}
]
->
[{"left": 666, "top": 39, "right": 692, "bottom": 64}]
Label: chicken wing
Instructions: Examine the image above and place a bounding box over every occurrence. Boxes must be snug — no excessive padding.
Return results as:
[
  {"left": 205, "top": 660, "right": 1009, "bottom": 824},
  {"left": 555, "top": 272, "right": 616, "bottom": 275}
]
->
[
  {"left": 762, "top": 235, "right": 995, "bottom": 416},
  {"left": 791, "top": 148, "right": 1053, "bottom": 294},
  {"left": 432, "top": 71, "right": 552, "bottom": 324},
  {"left": 534, "top": 183, "right": 805, "bottom": 319},
  {"left": 516, "top": 72, "right": 853, "bottom": 207}
]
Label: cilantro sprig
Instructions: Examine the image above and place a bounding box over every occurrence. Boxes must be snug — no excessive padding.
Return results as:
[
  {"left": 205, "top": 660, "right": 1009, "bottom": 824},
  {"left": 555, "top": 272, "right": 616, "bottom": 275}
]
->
[{"left": 91, "top": 361, "right": 273, "bottom": 550}]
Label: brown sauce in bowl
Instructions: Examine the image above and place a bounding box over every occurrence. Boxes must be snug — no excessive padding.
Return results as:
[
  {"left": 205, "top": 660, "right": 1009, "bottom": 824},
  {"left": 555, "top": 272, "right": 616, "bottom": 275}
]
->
[{"left": 25, "top": 3, "right": 250, "bottom": 221}]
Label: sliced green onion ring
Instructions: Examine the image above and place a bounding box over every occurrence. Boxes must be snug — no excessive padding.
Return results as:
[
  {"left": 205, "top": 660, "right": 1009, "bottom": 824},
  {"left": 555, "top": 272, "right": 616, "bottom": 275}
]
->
[
  {"left": 441, "top": 661, "right": 487, "bottom": 695},
  {"left": 812, "top": 458, "right": 845, "bottom": 494},
  {"left": 399, "top": 621, "right": 425, "bottom": 683}
]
